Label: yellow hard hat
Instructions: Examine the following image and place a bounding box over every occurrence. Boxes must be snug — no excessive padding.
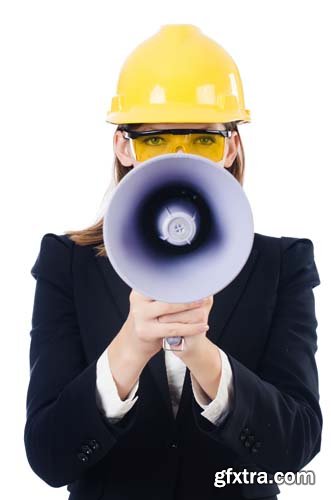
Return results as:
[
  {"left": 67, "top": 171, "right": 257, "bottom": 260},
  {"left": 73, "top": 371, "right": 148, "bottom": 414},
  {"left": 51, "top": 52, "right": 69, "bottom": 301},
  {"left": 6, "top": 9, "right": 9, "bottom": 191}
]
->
[{"left": 106, "top": 24, "right": 250, "bottom": 125}]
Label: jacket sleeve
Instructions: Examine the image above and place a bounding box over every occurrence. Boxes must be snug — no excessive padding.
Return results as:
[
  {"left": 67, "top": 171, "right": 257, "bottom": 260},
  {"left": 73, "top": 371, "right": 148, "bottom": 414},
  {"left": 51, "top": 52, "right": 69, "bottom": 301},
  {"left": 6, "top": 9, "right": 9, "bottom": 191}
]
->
[
  {"left": 24, "top": 233, "right": 139, "bottom": 488},
  {"left": 191, "top": 237, "right": 322, "bottom": 474}
]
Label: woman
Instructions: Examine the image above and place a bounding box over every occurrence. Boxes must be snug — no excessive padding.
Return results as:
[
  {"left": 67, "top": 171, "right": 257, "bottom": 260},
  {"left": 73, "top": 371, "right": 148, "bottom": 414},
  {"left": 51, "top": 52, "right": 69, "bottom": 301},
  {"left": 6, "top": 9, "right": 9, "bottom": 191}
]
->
[{"left": 24, "top": 25, "right": 322, "bottom": 500}]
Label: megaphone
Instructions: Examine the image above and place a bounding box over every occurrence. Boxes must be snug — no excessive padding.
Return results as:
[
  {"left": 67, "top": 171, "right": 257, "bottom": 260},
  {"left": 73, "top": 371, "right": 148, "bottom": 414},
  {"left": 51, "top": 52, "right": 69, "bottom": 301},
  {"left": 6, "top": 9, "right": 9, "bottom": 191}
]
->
[{"left": 103, "top": 153, "right": 254, "bottom": 349}]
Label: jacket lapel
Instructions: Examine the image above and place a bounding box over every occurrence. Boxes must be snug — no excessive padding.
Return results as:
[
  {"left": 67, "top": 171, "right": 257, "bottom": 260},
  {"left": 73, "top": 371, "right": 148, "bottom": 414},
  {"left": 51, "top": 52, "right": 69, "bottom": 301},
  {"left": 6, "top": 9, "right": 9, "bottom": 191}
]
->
[
  {"left": 96, "top": 255, "right": 131, "bottom": 323},
  {"left": 206, "top": 246, "right": 260, "bottom": 345},
  {"left": 95, "top": 241, "right": 260, "bottom": 423}
]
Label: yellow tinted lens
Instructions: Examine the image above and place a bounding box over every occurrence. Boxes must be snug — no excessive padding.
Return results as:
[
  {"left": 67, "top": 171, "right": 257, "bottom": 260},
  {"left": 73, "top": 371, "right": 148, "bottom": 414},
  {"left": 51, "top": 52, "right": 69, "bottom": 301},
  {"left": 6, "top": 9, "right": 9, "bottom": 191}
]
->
[
  {"left": 132, "top": 133, "right": 225, "bottom": 162},
  {"left": 188, "top": 133, "right": 225, "bottom": 162},
  {"left": 134, "top": 133, "right": 172, "bottom": 160}
]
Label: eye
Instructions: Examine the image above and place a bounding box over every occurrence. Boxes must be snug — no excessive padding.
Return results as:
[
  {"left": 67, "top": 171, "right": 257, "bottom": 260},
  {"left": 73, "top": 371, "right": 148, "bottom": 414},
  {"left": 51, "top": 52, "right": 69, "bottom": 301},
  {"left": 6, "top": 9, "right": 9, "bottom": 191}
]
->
[
  {"left": 143, "top": 136, "right": 165, "bottom": 146},
  {"left": 194, "top": 135, "right": 216, "bottom": 145}
]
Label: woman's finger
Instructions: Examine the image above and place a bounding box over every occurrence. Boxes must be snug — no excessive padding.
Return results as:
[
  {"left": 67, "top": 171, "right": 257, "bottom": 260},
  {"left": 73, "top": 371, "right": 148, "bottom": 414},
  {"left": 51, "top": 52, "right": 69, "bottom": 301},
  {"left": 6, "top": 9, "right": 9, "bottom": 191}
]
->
[
  {"left": 156, "top": 321, "right": 209, "bottom": 338},
  {"left": 147, "top": 298, "right": 207, "bottom": 320},
  {"left": 157, "top": 307, "right": 208, "bottom": 324},
  {"left": 129, "top": 289, "right": 154, "bottom": 304}
]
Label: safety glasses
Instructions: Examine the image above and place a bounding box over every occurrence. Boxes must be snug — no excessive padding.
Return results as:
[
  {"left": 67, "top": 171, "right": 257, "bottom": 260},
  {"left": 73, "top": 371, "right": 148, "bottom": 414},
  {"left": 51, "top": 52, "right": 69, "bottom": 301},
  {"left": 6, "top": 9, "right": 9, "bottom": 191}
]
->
[{"left": 119, "top": 127, "right": 232, "bottom": 163}]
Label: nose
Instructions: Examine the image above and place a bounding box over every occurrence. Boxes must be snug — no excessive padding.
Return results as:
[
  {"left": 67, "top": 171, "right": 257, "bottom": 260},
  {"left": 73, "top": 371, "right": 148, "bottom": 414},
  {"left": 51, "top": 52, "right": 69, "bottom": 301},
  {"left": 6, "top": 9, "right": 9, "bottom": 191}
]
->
[{"left": 175, "top": 146, "right": 185, "bottom": 153}]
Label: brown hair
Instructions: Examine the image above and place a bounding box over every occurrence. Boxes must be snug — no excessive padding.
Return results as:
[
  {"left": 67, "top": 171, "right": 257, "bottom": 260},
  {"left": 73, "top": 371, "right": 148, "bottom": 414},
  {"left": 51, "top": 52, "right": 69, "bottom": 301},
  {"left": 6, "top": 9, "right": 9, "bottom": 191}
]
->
[{"left": 65, "top": 121, "right": 245, "bottom": 257}]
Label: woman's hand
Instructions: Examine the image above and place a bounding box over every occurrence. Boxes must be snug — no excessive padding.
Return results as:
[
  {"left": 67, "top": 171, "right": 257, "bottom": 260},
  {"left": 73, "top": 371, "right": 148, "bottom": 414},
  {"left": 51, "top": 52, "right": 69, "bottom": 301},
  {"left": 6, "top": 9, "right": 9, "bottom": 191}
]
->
[
  {"left": 124, "top": 289, "right": 212, "bottom": 360},
  {"left": 157, "top": 294, "right": 214, "bottom": 359}
]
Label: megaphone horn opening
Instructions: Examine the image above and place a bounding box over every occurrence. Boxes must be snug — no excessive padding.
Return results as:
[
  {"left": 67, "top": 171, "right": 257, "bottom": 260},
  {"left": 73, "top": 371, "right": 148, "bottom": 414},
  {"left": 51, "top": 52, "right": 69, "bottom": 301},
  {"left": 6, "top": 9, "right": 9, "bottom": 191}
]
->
[{"left": 136, "top": 183, "right": 218, "bottom": 258}]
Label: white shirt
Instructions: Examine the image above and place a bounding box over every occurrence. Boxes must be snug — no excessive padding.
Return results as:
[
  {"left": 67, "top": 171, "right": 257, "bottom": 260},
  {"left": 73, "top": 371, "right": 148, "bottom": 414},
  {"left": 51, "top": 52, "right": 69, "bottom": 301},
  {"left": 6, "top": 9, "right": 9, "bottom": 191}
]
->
[{"left": 96, "top": 345, "right": 233, "bottom": 426}]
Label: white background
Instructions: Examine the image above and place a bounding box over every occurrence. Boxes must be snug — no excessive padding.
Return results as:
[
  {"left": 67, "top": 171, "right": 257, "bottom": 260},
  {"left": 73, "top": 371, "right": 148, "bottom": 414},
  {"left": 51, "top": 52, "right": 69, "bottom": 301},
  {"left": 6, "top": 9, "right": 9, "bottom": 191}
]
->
[{"left": 1, "top": 0, "right": 330, "bottom": 498}]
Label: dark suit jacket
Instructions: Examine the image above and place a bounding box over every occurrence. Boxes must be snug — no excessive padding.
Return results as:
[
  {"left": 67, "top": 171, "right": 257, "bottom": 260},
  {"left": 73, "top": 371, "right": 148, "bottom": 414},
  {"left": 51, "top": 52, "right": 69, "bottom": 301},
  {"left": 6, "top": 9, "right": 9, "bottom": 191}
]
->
[{"left": 24, "top": 232, "right": 322, "bottom": 500}]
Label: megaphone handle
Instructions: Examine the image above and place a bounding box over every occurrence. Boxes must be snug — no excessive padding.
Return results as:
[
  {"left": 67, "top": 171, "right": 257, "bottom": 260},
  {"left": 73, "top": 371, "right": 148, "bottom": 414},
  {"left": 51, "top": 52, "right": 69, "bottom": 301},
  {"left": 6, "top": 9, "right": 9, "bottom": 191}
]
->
[{"left": 163, "top": 336, "right": 184, "bottom": 351}]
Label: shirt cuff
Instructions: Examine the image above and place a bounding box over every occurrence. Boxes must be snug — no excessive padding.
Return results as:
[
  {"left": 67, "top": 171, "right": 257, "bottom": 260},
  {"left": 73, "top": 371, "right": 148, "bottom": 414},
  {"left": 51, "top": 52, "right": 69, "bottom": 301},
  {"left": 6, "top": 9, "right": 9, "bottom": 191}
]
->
[
  {"left": 95, "top": 346, "right": 139, "bottom": 421},
  {"left": 190, "top": 347, "right": 233, "bottom": 425}
]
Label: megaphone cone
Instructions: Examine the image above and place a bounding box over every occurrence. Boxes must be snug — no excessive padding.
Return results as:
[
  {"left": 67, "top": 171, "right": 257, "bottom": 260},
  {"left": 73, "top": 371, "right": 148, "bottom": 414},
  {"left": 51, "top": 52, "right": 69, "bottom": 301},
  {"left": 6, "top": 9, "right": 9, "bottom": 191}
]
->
[{"left": 103, "top": 153, "right": 254, "bottom": 348}]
